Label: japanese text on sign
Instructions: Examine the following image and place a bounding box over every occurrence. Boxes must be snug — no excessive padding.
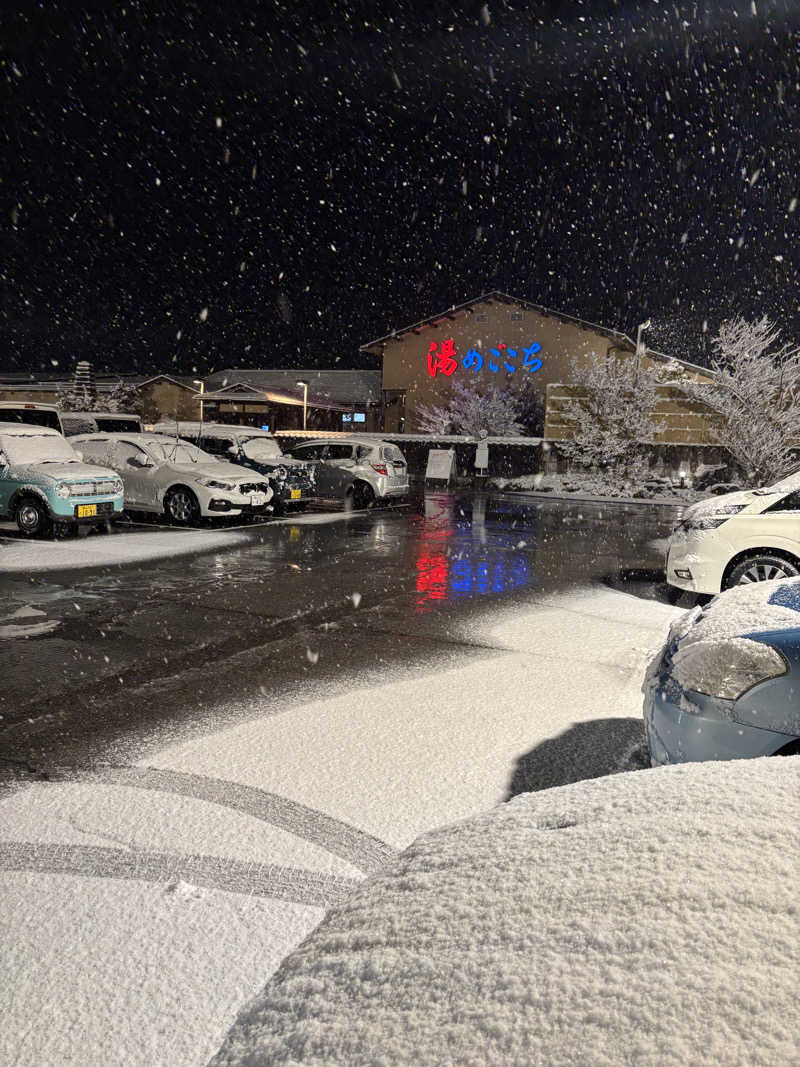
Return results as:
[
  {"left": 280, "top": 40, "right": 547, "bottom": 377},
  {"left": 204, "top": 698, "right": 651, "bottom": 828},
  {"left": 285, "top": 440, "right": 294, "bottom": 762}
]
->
[{"left": 426, "top": 339, "right": 542, "bottom": 379}]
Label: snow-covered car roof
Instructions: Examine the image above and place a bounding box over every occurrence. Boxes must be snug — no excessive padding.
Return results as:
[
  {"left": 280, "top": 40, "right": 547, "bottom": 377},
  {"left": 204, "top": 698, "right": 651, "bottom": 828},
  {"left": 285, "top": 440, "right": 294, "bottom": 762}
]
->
[
  {"left": 152, "top": 422, "right": 275, "bottom": 438},
  {"left": 210, "top": 757, "right": 800, "bottom": 1067},
  {"left": 0, "top": 423, "right": 61, "bottom": 437},
  {"left": 73, "top": 431, "right": 185, "bottom": 445}
]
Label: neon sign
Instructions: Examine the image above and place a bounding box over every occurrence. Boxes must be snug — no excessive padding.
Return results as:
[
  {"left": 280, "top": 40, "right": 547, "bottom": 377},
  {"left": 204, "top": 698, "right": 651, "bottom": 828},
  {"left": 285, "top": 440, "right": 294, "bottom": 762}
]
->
[{"left": 426, "top": 338, "right": 542, "bottom": 379}]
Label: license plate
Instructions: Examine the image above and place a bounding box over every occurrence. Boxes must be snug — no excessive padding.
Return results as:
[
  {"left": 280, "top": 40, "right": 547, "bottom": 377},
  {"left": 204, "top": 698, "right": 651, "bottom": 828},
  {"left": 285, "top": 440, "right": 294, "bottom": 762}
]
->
[
  {"left": 77, "top": 504, "right": 97, "bottom": 518},
  {"left": 250, "top": 493, "right": 267, "bottom": 507},
  {"left": 290, "top": 489, "right": 302, "bottom": 500}
]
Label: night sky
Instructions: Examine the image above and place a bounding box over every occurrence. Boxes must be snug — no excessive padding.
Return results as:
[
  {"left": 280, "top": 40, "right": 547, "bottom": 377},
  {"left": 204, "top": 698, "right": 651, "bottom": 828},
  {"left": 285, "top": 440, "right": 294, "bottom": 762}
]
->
[{"left": 3, "top": 0, "right": 800, "bottom": 377}]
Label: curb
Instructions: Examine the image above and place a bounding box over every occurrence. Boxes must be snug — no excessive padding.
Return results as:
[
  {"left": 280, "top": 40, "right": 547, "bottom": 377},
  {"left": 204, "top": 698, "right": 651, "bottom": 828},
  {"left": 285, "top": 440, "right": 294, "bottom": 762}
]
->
[{"left": 490, "top": 489, "right": 694, "bottom": 507}]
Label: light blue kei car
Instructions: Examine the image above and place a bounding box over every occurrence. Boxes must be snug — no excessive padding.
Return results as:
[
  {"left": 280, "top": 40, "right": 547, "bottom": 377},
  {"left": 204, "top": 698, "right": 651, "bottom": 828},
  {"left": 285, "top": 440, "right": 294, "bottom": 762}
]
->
[
  {"left": 0, "top": 423, "right": 124, "bottom": 537},
  {"left": 644, "top": 577, "right": 800, "bottom": 765}
]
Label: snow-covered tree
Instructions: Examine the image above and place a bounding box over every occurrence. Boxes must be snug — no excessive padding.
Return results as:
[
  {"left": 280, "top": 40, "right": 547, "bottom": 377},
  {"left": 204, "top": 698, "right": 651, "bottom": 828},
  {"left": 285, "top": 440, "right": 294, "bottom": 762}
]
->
[
  {"left": 558, "top": 353, "right": 664, "bottom": 484},
  {"left": 679, "top": 315, "right": 800, "bottom": 486},
  {"left": 416, "top": 400, "right": 453, "bottom": 435},
  {"left": 416, "top": 381, "right": 524, "bottom": 437},
  {"left": 56, "top": 377, "right": 142, "bottom": 414}
]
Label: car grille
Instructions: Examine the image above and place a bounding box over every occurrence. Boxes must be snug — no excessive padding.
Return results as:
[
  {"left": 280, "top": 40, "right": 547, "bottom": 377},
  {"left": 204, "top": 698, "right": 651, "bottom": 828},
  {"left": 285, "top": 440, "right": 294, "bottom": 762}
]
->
[
  {"left": 238, "top": 482, "right": 270, "bottom": 494},
  {"left": 68, "top": 481, "right": 117, "bottom": 497}
]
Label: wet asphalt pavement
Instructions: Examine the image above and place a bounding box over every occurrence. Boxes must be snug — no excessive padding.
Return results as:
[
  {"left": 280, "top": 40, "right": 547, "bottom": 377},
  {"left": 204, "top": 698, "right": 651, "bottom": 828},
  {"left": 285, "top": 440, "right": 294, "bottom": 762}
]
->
[{"left": 0, "top": 491, "right": 684, "bottom": 788}]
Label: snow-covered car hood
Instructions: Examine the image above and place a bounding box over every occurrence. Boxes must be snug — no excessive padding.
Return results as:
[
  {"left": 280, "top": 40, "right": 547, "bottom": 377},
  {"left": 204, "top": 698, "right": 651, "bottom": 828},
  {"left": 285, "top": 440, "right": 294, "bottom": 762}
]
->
[
  {"left": 684, "top": 470, "right": 800, "bottom": 519},
  {"left": 8, "top": 462, "right": 120, "bottom": 484},
  {"left": 669, "top": 577, "right": 800, "bottom": 650},
  {"left": 164, "top": 461, "right": 262, "bottom": 483}
]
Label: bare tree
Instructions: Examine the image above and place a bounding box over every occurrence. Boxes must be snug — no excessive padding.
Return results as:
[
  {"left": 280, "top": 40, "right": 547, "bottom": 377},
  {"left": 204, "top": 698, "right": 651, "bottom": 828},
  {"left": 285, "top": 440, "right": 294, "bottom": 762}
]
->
[
  {"left": 681, "top": 316, "right": 800, "bottom": 486},
  {"left": 558, "top": 353, "right": 664, "bottom": 484}
]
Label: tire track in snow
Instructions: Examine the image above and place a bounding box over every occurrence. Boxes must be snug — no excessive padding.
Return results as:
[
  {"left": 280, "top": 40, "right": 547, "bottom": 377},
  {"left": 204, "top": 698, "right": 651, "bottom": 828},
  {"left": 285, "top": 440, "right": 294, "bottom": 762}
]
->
[
  {"left": 76, "top": 766, "right": 396, "bottom": 875},
  {"left": 0, "top": 842, "right": 358, "bottom": 907}
]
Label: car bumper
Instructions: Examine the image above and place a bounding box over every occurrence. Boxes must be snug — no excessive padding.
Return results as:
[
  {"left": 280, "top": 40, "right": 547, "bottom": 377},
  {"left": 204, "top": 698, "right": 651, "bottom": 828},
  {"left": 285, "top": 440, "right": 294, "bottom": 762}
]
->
[
  {"left": 51, "top": 496, "right": 125, "bottom": 522},
  {"left": 644, "top": 684, "right": 795, "bottom": 766},
  {"left": 198, "top": 487, "right": 272, "bottom": 516},
  {"left": 375, "top": 478, "right": 409, "bottom": 499},
  {"left": 274, "top": 486, "right": 316, "bottom": 506},
  {"left": 666, "top": 537, "right": 724, "bottom": 595}
]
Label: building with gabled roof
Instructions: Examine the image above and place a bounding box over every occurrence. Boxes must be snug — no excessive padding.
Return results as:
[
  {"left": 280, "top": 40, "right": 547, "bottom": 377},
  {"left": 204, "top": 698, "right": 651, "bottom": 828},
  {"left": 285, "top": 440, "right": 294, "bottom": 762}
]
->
[{"left": 359, "top": 290, "right": 711, "bottom": 437}]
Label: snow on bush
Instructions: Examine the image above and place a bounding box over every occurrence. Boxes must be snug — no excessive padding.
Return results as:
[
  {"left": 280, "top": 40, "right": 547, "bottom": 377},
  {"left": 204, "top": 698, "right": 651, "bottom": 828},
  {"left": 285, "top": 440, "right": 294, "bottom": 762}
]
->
[{"left": 210, "top": 758, "right": 800, "bottom": 1067}]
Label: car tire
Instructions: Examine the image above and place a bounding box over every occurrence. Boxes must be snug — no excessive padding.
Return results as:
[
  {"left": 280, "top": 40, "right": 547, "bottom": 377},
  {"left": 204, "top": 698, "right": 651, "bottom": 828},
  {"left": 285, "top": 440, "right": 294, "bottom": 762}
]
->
[
  {"left": 164, "top": 486, "right": 201, "bottom": 526},
  {"left": 14, "top": 496, "right": 52, "bottom": 538},
  {"left": 349, "top": 481, "right": 375, "bottom": 510},
  {"left": 724, "top": 553, "right": 800, "bottom": 590}
]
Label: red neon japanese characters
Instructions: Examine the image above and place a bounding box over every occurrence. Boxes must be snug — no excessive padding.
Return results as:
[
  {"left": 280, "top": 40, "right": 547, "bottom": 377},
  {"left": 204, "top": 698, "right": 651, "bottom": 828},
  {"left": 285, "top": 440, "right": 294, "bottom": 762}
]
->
[{"left": 426, "top": 339, "right": 458, "bottom": 378}]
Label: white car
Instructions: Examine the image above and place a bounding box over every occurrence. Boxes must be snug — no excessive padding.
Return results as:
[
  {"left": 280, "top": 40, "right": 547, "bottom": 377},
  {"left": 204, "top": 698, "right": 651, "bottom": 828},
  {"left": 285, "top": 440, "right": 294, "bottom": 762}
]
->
[
  {"left": 667, "top": 471, "right": 800, "bottom": 594},
  {"left": 73, "top": 432, "right": 273, "bottom": 524}
]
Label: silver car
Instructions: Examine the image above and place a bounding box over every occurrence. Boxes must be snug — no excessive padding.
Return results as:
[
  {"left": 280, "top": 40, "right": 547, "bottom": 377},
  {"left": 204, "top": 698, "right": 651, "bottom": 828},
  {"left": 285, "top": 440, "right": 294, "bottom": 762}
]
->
[
  {"left": 286, "top": 437, "right": 408, "bottom": 508},
  {"left": 73, "top": 432, "right": 273, "bottom": 524}
]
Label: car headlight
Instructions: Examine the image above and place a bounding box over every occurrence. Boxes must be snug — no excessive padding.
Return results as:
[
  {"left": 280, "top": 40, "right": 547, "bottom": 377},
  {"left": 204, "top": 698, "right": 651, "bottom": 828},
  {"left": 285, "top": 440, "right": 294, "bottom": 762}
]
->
[
  {"left": 55, "top": 482, "right": 70, "bottom": 499},
  {"left": 198, "top": 478, "right": 236, "bottom": 491},
  {"left": 111, "top": 478, "right": 124, "bottom": 495},
  {"left": 676, "top": 504, "right": 746, "bottom": 533},
  {"left": 274, "top": 465, "right": 287, "bottom": 481},
  {"left": 670, "top": 638, "right": 788, "bottom": 700}
]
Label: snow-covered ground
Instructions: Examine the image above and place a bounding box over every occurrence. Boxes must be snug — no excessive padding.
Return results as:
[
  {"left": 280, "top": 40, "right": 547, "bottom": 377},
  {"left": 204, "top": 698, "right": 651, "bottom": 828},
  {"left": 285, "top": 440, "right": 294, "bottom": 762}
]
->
[
  {"left": 490, "top": 470, "right": 703, "bottom": 504},
  {"left": 211, "top": 757, "right": 800, "bottom": 1067},
  {"left": 0, "top": 510, "right": 361, "bottom": 573},
  {"left": 0, "top": 582, "right": 759, "bottom": 1067}
]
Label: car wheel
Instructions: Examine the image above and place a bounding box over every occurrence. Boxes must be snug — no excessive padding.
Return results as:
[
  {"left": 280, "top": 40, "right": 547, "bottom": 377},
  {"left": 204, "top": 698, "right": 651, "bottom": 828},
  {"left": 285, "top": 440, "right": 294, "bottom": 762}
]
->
[
  {"left": 15, "top": 496, "right": 52, "bottom": 538},
  {"left": 349, "top": 481, "right": 375, "bottom": 510},
  {"left": 724, "top": 553, "right": 800, "bottom": 590},
  {"left": 164, "top": 487, "right": 201, "bottom": 526}
]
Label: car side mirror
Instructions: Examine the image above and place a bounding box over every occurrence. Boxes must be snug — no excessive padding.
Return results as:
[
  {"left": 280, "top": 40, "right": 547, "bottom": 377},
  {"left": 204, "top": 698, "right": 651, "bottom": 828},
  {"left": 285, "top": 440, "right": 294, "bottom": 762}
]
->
[{"left": 129, "top": 455, "right": 154, "bottom": 468}]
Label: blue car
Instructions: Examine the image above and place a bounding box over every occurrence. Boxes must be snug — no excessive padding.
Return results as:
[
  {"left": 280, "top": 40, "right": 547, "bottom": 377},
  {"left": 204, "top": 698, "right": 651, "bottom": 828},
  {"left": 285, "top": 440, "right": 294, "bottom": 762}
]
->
[
  {"left": 644, "top": 577, "right": 800, "bottom": 765},
  {"left": 0, "top": 423, "right": 124, "bottom": 537}
]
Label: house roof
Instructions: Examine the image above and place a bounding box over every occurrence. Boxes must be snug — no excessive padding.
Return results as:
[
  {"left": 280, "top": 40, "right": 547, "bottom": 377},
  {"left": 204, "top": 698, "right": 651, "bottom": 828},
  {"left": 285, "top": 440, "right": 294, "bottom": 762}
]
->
[
  {"left": 137, "top": 374, "right": 198, "bottom": 390},
  {"left": 196, "top": 379, "right": 361, "bottom": 414},
  {"left": 202, "top": 369, "right": 382, "bottom": 406},
  {"left": 358, "top": 291, "right": 711, "bottom": 377}
]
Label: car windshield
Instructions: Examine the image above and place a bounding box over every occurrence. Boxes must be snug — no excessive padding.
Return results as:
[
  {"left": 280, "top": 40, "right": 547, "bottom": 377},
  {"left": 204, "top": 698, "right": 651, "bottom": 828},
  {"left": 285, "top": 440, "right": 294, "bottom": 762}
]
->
[
  {"left": 241, "top": 437, "right": 282, "bottom": 460},
  {"left": 0, "top": 433, "right": 80, "bottom": 466},
  {"left": 754, "top": 469, "right": 800, "bottom": 496},
  {"left": 150, "top": 440, "right": 209, "bottom": 465}
]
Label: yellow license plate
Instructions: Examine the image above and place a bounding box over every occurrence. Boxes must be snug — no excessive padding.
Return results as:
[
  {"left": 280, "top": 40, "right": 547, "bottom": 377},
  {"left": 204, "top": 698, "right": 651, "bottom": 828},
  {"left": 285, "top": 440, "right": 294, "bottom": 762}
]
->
[
  {"left": 290, "top": 489, "right": 302, "bottom": 500},
  {"left": 77, "top": 504, "right": 97, "bottom": 518}
]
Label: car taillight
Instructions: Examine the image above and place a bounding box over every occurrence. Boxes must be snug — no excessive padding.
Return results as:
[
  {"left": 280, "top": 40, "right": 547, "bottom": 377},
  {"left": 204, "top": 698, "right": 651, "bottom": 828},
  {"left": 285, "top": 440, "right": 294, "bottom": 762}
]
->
[{"left": 371, "top": 463, "right": 388, "bottom": 475}]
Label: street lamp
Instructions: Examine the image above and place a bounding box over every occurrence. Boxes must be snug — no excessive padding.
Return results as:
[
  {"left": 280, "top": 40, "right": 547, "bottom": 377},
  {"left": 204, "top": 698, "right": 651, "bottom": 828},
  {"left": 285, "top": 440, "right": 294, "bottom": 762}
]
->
[
  {"left": 634, "top": 319, "right": 651, "bottom": 384},
  {"left": 193, "top": 379, "right": 204, "bottom": 423},
  {"left": 296, "top": 380, "right": 308, "bottom": 430}
]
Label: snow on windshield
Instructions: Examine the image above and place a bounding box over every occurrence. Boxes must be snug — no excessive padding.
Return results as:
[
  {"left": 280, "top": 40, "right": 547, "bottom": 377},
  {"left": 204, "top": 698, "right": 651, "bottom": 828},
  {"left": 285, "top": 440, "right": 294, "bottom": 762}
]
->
[
  {"left": 241, "top": 437, "right": 282, "bottom": 460},
  {"left": 1, "top": 433, "right": 80, "bottom": 466},
  {"left": 151, "top": 441, "right": 208, "bottom": 464}
]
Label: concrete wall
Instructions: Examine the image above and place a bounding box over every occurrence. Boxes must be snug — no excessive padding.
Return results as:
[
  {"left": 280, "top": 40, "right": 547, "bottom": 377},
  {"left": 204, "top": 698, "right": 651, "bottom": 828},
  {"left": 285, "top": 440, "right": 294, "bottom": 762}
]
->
[{"left": 544, "top": 382, "right": 723, "bottom": 446}]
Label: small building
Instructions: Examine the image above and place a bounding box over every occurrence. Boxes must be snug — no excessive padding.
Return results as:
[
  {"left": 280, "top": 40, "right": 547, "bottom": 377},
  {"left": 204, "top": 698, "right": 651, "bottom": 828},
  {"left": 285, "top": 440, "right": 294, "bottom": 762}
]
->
[
  {"left": 137, "top": 375, "right": 201, "bottom": 424},
  {"left": 198, "top": 369, "right": 382, "bottom": 431}
]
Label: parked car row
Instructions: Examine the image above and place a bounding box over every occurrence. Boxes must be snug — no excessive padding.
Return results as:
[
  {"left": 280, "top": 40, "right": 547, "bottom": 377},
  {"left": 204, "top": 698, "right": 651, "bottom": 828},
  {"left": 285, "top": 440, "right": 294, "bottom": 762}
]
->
[{"left": 0, "top": 419, "right": 409, "bottom": 537}]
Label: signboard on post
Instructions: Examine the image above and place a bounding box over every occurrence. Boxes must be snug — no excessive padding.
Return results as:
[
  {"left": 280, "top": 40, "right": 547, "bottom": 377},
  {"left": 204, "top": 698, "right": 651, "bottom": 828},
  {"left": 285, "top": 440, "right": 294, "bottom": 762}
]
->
[
  {"left": 425, "top": 448, "right": 455, "bottom": 484},
  {"left": 474, "top": 440, "right": 489, "bottom": 473}
]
